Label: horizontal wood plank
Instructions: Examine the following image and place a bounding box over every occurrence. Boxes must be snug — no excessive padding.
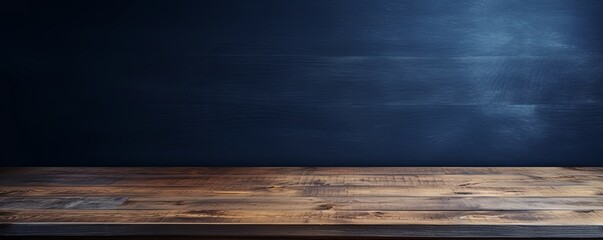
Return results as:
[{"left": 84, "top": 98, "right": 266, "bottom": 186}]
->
[
  {"left": 1, "top": 167, "right": 602, "bottom": 238},
  {"left": 2, "top": 185, "right": 602, "bottom": 197},
  {"left": 3, "top": 196, "right": 603, "bottom": 211}
]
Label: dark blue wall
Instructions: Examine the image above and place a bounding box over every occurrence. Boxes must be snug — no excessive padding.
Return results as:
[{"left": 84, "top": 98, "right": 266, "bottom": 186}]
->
[{"left": 3, "top": 0, "right": 603, "bottom": 166}]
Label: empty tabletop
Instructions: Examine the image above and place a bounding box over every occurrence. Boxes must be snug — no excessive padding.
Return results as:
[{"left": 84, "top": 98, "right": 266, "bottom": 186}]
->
[{"left": 1, "top": 167, "right": 603, "bottom": 238}]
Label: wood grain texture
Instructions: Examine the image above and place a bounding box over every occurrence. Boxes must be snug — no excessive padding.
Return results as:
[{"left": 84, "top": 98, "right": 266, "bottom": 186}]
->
[{"left": 1, "top": 167, "right": 602, "bottom": 238}]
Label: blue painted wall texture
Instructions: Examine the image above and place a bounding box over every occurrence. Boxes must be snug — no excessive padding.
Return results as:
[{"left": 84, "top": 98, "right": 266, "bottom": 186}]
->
[{"left": 3, "top": 0, "right": 603, "bottom": 166}]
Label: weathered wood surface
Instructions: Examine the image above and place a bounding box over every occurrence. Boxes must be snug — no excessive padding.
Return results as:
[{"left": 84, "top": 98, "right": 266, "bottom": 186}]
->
[{"left": 1, "top": 167, "right": 602, "bottom": 238}]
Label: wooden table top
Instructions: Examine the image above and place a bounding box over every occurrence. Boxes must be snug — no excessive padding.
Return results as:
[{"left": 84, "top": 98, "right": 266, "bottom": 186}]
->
[{"left": 1, "top": 167, "right": 602, "bottom": 238}]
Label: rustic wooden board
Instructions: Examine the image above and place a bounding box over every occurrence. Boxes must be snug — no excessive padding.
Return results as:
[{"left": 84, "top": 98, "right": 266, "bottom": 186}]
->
[{"left": 1, "top": 167, "right": 602, "bottom": 238}]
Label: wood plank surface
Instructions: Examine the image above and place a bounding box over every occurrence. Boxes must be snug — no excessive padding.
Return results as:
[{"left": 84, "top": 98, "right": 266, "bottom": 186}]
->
[{"left": 1, "top": 167, "right": 602, "bottom": 238}]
